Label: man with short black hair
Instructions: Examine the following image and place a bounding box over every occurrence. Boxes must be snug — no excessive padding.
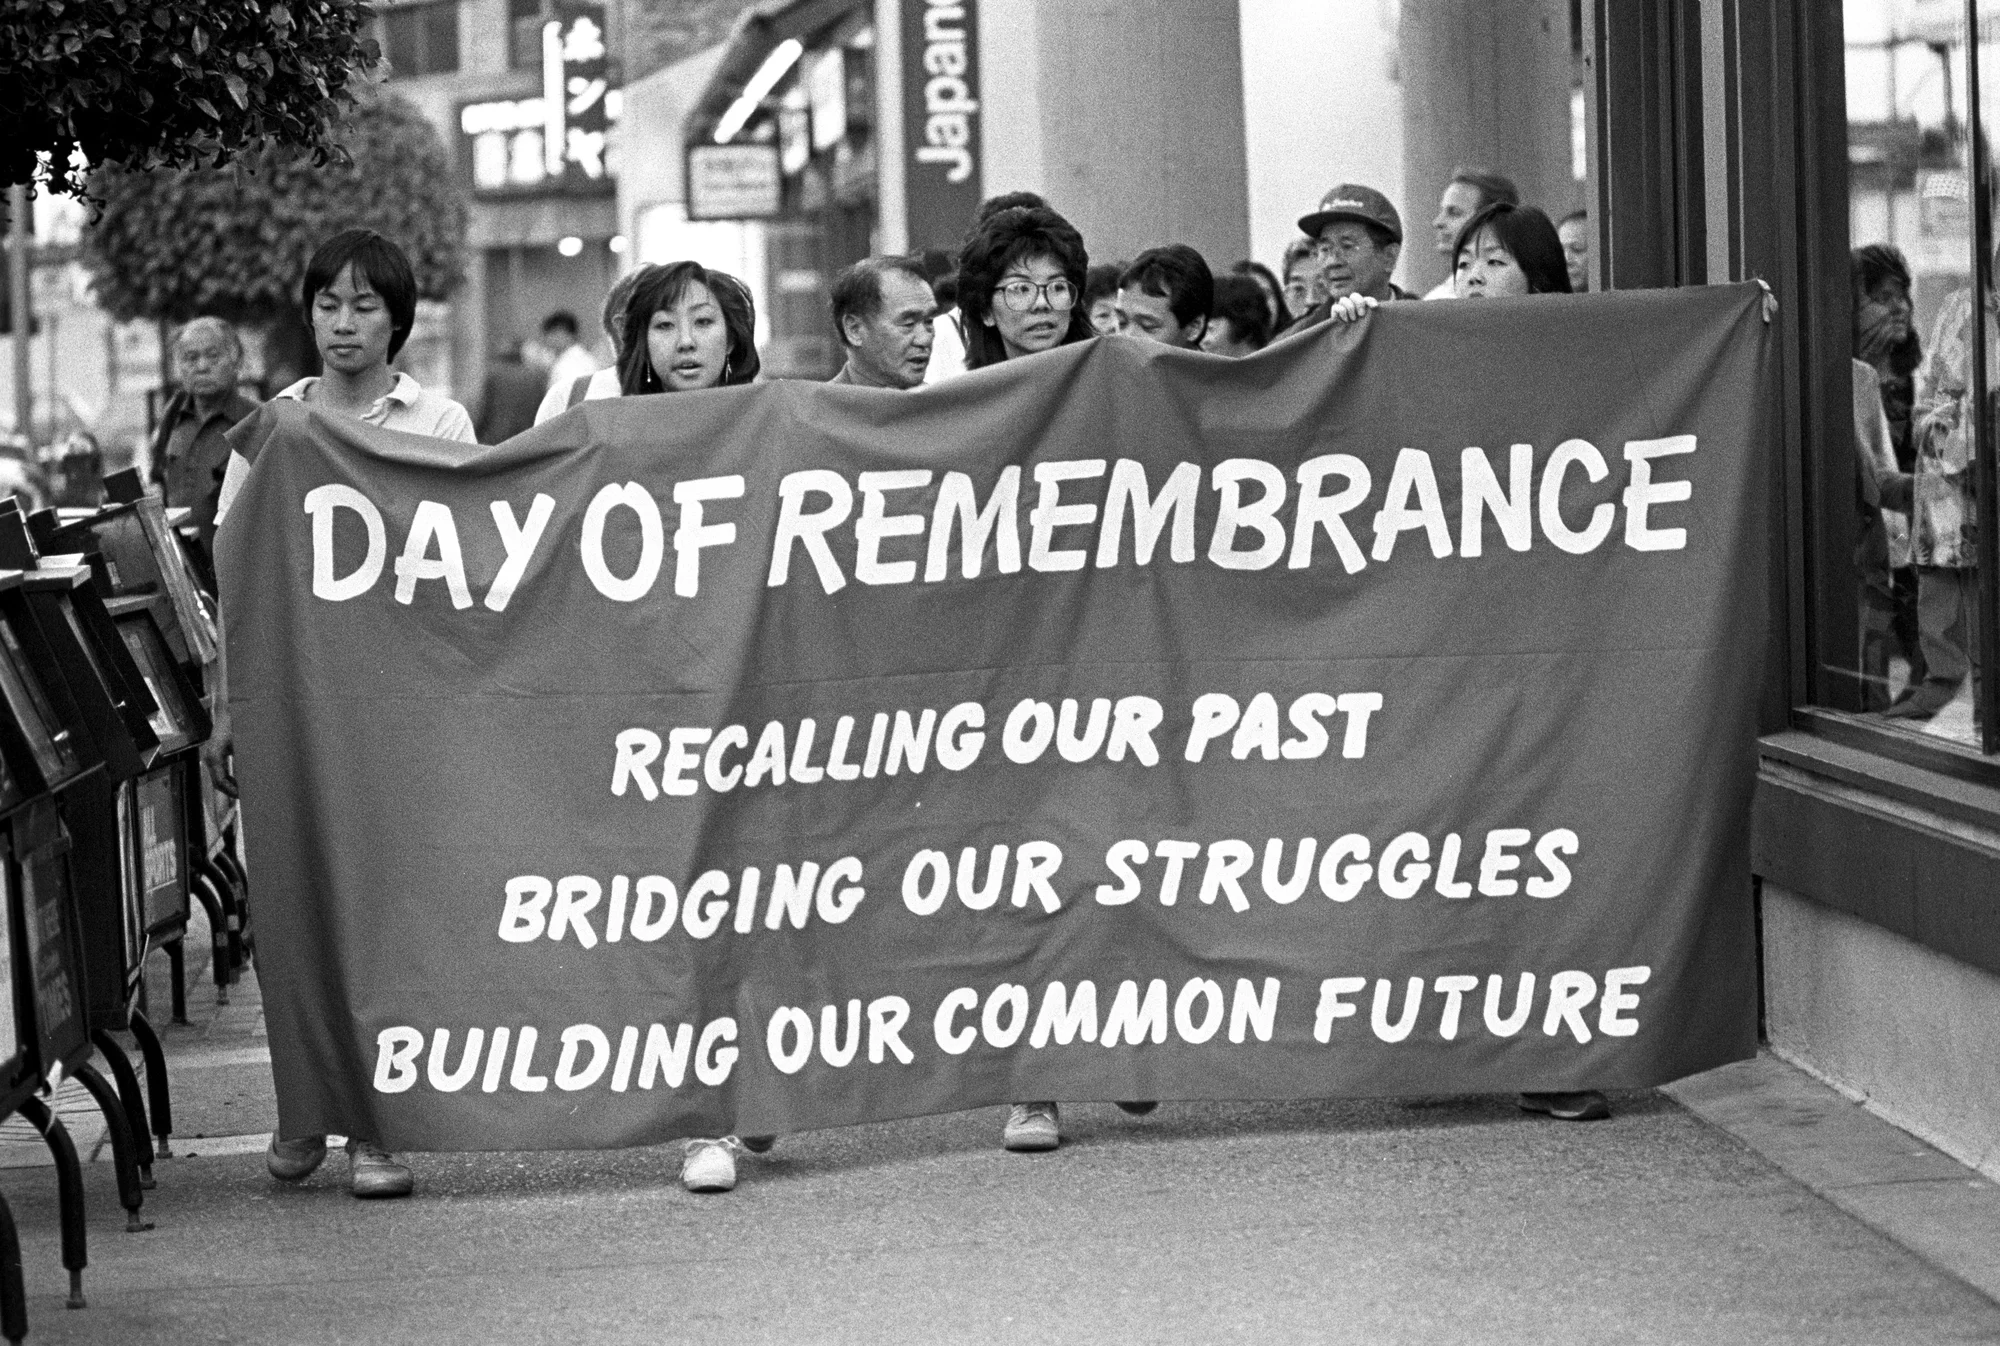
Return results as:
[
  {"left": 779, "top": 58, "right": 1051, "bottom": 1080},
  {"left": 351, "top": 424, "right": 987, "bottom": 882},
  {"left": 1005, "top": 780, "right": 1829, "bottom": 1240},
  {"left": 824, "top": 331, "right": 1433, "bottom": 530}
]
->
[
  {"left": 1426, "top": 167, "right": 1520, "bottom": 299},
  {"left": 1115, "top": 245, "right": 1212, "bottom": 348},
  {"left": 1278, "top": 183, "right": 1416, "bottom": 338},
  {"left": 828, "top": 256, "right": 937, "bottom": 388}
]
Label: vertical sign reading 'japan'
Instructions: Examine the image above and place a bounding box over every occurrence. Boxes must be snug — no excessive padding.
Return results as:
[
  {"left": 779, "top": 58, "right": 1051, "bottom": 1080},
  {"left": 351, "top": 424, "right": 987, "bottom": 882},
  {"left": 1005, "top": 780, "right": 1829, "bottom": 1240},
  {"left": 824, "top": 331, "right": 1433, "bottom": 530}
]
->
[{"left": 901, "top": 0, "right": 983, "bottom": 252}]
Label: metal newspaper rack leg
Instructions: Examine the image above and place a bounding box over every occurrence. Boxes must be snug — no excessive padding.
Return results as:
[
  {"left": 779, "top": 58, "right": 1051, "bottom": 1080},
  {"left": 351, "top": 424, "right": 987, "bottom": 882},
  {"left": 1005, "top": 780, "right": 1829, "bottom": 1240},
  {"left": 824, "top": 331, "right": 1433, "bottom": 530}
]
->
[
  {"left": 124, "top": 1013, "right": 172, "bottom": 1158},
  {"left": 189, "top": 867, "right": 233, "bottom": 1006},
  {"left": 68, "top": 1062, "right": 152, "bottom": 1230},
  {"left": 17, "top": 1098, "right": 87, "bottom": 1310},
  {"left": 0, "top": 1191, "right": 27, "bottom": 1343},
  {"left": 163, "top": 935, "right": 187, "bottom": 1024},
  {"left": 88, "top": 1028, "right": 156, "bottom": 1183}
]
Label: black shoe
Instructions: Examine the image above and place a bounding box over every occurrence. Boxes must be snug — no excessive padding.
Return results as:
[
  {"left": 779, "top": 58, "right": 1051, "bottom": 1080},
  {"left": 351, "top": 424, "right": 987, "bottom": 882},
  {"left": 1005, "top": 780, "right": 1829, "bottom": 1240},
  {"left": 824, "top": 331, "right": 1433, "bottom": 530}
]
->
[
  {"left": 739, "top": 1134, "right": 777, "bottom": 1154},
  {"left": 1518, "top": 1090, "right": 1610, "bottom": 1121},
  {"left": 1115, "top": 1101, "right": 1158, "bottom": 1116}
]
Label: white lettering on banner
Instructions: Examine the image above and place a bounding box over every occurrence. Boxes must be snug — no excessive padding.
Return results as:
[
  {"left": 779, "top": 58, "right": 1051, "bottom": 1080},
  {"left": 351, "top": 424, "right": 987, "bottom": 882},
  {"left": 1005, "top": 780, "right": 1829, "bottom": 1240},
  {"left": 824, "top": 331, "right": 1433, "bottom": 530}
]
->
[
  {"left": 497, "top": 827, "right": 1575, "bottom": 955},
  {"left": 303, "top": 484, "right": 387, "bottom": 601},
  {"left": 1089, "top": 828, "right": 1579, "bottom": 909},
  {"left": 924, "top": 977, "right": 1279, "bottom": 1052},
  {"left": 303, "top": 478, "right": 741, "bottom": 606},
  {"left": 393, "top": 501, "right": 474, "bottom": 608},
  {"left": 364, "top": 1022, "right": 723, "bottom": 1097},
  {"left": 499, "top": 859, "right": 864, "bottom": 946},
  {"left": 300, "top": 436, "right": 1697, "bottom": 606},
  {"left": 485, "top": 494, "right": 556, "bottom": 611},
  {"left": 608, "top": 690, "right": 1379, "bottom": 802},
  {"left": 760, "top": 442, "right": 1699, "bottom": 595},
  {"left": 1310, "top": 965, "right": 1652, "bottom": 1043},
  {"left": 393, "top": 1017, "right": 740, "bottom": 1094},
  {"left": 372, "top": 960, "right": 1639, "bottom": 1098},
  {"left": 763, "top": 996, "right": 918, "bottom": 1072}
]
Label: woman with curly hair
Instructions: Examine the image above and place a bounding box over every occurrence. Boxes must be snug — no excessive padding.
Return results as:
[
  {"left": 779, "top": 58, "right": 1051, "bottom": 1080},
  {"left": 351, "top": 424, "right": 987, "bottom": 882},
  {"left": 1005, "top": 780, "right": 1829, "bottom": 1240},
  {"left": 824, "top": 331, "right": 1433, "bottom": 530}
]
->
[
  {"left": 955, "top": 204, "right": 1094, "bottom": 370},
  {"left": 953, "top": 203, "right": 1118, "bottom": 1156}
]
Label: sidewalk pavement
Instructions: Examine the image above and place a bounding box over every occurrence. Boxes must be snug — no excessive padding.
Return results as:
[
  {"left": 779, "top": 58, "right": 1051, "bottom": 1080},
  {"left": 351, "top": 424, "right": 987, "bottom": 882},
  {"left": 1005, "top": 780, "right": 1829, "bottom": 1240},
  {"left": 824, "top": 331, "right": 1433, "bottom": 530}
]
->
[{"left": 1, "top": 922, "right": 1997, "bottom": 1344}]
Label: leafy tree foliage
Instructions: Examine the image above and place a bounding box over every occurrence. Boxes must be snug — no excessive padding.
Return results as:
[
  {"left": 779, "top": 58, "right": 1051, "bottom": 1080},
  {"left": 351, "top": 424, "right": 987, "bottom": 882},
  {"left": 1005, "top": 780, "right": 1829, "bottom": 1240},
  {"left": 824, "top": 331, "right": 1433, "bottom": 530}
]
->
[
  {"left": 80, "top": 95, "right": 467, "bottom": 329},
  {"left": 1, "top": 0, "right": 380, "bottom": 198}
]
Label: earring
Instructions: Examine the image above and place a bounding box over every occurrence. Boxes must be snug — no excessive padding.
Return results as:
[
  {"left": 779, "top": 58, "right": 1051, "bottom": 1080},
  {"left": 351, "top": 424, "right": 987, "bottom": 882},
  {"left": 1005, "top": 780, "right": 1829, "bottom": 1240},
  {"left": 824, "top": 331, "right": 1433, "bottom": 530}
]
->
[{"left": 723, "top": 357, "right": 734, "bottom": 382}]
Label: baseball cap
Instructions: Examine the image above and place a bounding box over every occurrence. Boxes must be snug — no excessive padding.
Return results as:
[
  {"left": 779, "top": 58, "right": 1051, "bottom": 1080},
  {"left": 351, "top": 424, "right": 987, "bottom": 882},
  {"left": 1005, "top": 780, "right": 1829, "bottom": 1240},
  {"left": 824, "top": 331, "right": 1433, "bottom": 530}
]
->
[{"left": 1298, "top": 184, "right": 1403, "bottom": 245}]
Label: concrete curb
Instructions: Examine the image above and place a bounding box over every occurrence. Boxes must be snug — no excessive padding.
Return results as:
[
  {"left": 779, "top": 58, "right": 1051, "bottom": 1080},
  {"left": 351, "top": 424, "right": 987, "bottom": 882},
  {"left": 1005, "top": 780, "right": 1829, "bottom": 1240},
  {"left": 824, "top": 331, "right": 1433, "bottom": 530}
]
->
[{"left": 1666, "top": 1051, "right": 2000, "bottom": 1307}]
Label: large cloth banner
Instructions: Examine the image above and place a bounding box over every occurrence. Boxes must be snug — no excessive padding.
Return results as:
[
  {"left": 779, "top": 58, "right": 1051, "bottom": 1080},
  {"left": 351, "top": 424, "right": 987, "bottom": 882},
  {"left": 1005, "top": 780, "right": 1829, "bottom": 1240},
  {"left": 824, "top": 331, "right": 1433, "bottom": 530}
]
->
[{"left": 218, "top": 285, "right": 1769, "bottom": 1151}]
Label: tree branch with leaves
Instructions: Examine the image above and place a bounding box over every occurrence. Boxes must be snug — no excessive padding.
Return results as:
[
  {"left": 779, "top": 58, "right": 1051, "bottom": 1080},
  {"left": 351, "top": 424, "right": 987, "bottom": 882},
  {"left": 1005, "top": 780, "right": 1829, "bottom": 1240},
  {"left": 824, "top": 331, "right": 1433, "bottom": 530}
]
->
[{"left": 0, "top": 0, "right": 381, "bottom": 198}]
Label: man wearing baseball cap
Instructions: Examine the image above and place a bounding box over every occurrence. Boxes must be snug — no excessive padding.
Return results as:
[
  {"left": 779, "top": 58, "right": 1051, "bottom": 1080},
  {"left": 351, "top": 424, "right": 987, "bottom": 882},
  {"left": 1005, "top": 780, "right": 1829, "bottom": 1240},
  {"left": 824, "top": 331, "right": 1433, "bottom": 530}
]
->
[{"left": 1277, "top": 183, "right": 1417, "bottom": 338}]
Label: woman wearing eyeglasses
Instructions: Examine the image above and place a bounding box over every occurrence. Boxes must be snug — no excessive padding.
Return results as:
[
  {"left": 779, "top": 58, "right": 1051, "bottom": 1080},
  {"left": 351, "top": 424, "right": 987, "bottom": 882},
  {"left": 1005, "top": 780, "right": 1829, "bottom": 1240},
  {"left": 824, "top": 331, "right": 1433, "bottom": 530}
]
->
[
  {"left": 956, "top": 205, "right": 1095, "bottom": 369},
  {"left": 949, "top": 204, "right": 1096, "bottom": 1158}
]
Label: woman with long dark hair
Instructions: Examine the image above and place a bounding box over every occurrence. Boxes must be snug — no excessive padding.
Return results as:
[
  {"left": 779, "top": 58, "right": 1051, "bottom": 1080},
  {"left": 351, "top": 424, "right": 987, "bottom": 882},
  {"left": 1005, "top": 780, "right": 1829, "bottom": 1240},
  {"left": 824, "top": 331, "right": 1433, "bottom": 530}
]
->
[
  {"left": 581, "top": 260, "right": 765, "bottom": 1195},
  {"left": 1323, "top": 200, "right": 1629, "bottom": 1126},
  {"left": 533, "top": 261, "right": 759, "bottom": 426},
  {"left": 1449, "top": 201, "right": 1572, "bottom": 298},
  {"left": 614, "top": 261, "right": 760, "bottom": 394},
  {"left": 955, "top": 205, "right": 1094, "bottom": 370},
  {"left": 1325, "top": 200, "right": 1571, "bottom": 323}
]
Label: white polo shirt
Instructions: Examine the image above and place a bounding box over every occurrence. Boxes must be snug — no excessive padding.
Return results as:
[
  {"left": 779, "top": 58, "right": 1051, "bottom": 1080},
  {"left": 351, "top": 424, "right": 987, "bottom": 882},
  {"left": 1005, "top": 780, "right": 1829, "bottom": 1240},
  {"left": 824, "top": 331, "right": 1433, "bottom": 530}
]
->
[
  {"left": 213, "top": 372, "right": 476, "bottom": 525},
  {"left": 533, "top": 366, "right": 622, "bottom": 425}
]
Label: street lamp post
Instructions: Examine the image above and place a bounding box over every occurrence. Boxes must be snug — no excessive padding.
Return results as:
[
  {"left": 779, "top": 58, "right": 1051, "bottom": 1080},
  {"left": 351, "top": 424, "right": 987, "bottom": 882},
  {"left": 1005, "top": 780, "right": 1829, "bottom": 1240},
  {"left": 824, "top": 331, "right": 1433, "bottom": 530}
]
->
[{"left": 7, "top": 184, "right": 28, "bottom": 445}]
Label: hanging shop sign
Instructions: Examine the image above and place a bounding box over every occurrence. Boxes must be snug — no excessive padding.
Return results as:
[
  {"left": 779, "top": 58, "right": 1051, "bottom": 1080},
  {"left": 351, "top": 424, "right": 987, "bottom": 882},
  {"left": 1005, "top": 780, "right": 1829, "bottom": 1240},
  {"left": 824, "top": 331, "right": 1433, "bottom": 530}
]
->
[
  {"left": 686, "top": 144, "right": 784, "bottom": 220},
  {"left": 461, "top": 1, "right": 618, "bottom": 197},
  {"left": 901, "top": 0, "right": 982, "bottom": 251}
]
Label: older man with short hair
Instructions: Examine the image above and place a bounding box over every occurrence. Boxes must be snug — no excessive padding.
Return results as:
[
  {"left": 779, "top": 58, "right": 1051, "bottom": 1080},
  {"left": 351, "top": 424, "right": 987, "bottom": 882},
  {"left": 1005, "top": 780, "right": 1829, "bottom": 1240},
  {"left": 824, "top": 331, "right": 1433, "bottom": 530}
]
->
[
  {"left": 1276, "top": 184, "right": 1417, "bottom": 340},
  {"left": 828, "top": 256, "right": 936, "bottom": 389},
  {"left": 150, "top": 316, "right": 258, "bottom": 546}
]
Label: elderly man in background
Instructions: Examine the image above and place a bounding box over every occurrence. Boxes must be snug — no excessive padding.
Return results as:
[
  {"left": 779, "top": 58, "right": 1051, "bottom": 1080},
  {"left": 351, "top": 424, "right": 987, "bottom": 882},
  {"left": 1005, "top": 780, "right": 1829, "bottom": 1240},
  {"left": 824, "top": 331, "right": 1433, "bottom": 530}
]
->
[
  {"left": 828, "top": 255, "right": 937, "bottom": 389},
  {"left": 1277, "top": 184, "right": 1416, "bottom": 339},
  {"left": 149, "top": 316, "right": 258, "bottom": 548}
]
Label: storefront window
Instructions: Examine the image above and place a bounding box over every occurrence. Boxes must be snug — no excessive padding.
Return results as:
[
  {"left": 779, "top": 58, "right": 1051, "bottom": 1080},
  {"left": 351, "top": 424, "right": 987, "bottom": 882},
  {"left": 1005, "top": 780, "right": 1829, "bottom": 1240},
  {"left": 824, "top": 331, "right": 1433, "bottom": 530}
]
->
[{"left": 1837, "top": 1, "right": 1991, "bottom": 749}]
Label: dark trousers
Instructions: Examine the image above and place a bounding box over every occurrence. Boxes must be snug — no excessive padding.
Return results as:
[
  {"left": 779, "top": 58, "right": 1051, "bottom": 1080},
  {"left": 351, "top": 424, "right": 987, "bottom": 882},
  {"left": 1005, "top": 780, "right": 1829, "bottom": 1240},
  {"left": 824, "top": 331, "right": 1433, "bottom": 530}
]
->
[
  {"left": 1860, "top": 565, "right": 1926, "bottom": 709},
  {"left": 1915, "top": 565, "right": 1980, "bottom": 693}
]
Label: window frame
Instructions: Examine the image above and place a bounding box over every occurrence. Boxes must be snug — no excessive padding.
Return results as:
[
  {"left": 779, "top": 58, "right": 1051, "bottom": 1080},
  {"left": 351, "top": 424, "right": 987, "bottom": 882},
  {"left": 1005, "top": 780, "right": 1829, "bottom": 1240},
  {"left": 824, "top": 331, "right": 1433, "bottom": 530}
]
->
[
  {"left": 509, "top": 0, "right": 550, "bottom": 72},
  {"left": 380, "top": 0, "right": 461, "bottom": 79},
  {"left": 1748, "top": 0, "right": 2000, "bottom": 777},
  {"left": 1584, "top": 0, "right": 2000, "bottom": 971}
]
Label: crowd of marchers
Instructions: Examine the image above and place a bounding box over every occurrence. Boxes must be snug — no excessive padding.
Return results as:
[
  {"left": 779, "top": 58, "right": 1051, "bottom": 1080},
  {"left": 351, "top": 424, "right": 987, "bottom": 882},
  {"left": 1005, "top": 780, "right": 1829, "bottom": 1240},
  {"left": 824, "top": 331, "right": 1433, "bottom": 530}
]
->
[{"left": 147, "top": 164, "right": 1598, "bottom": 1203}]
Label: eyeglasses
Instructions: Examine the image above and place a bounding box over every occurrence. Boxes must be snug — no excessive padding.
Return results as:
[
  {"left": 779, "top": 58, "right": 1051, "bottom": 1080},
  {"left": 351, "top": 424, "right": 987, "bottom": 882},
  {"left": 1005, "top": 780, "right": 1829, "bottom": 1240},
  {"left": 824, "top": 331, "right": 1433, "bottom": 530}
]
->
[
  {"left": 994, "top": 278, "right": 1077, "bottom": 312},
  {"left": 1311, "top": 237, "right": 1375, "bottom": 262}
]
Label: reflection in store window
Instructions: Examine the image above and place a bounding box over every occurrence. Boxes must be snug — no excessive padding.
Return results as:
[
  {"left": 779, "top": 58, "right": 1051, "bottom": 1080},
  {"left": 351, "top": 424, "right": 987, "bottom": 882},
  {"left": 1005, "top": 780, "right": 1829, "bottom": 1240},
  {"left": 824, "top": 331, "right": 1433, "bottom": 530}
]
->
[{"left": 1842, "top": 0, "right": 1985, "bottom": 745}]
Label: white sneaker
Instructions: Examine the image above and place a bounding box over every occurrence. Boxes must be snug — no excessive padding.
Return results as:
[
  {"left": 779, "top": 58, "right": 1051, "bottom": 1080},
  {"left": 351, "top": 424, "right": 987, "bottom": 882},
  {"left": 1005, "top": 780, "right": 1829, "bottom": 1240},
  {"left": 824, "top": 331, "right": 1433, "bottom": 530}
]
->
[
  {"left": 1003, "top": 1102, "right": 1061, "bottom": 1152},
  {"left": 682, "top": 1136, "right": 740, "bottom": 1192}
]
